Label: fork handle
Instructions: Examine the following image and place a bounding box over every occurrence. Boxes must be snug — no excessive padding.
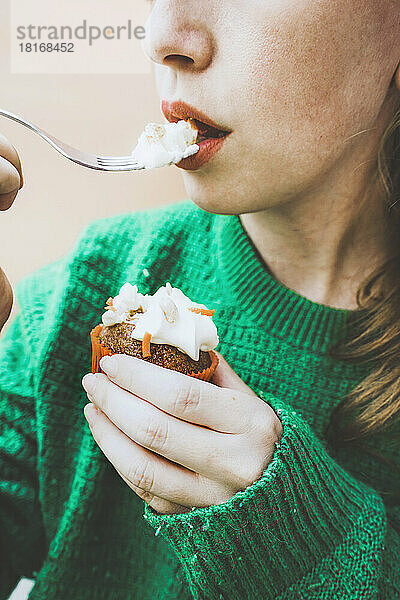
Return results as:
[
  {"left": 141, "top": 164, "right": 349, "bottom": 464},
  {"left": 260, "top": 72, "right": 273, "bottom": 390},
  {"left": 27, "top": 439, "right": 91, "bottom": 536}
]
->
[
  {"left": 0, "top": 108, "right": 94, "bottom": 166},
  {"left": 0, "top": 109, "right": 45, "bottom": 136},
  {"left": 0, "top": 108, "right": 77, "bottom": 160}
]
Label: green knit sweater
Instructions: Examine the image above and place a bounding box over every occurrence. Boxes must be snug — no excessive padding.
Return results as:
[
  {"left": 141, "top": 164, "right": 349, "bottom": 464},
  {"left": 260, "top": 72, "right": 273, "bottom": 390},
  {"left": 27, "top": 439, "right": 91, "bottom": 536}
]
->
[{"left": 0, "top": 199, "right": 399, "bottom": 600}]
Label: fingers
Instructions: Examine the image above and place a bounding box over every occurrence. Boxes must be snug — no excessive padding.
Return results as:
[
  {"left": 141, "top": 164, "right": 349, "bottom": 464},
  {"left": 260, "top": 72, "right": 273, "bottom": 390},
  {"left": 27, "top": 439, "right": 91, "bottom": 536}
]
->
[
  {"left": 115, "top": 466, "right": 190, "bottom": 515},
  {"left": 99, "top": 354, "right": 256, "bottom": 434},
  {"left": 83, "top": 403, "right": 230, "bottom": 507},
  {"left": 0, "top": 267, "right": 13, "bottom": 330},
  {"left": 0, "top": 134, "right": 23, "bottom": 186},
  {"left": 394, "top": 61, "right": 400, "bottom": 91},
  {"left": 0, "top": 157, "right": 20, "bottom": 210},
  {"left": 0, "top": 134, "right": 23, "bottom": 211},
  {"left": 210, "top": 351, "right": 256, "bottom": 394},
  {"left": 82, "top": 372, "right": 238, "bottom": 481}
]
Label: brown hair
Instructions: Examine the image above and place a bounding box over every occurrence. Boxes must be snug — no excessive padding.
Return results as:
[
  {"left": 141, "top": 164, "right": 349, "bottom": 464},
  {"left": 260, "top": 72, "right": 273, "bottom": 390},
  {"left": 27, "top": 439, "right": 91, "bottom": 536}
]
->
[{"left": 325, "top": 80, "right": 400, "bottom": 458}]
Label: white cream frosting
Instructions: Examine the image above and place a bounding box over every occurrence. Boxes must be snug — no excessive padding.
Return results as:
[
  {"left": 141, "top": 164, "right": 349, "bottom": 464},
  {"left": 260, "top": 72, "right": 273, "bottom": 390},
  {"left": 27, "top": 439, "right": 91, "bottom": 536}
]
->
[
  {"left": 101, "top": 282, "right": 219, "bottom": 361},
  {"left": 131, "top": 120, "right": 199, "bottom": 169}
]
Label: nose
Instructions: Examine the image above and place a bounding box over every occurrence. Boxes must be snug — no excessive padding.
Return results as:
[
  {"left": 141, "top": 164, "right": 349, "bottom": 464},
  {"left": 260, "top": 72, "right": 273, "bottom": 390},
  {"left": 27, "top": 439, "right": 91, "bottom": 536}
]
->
[{"left": 143, "top": 1, "right": 214, "bottom": 72}]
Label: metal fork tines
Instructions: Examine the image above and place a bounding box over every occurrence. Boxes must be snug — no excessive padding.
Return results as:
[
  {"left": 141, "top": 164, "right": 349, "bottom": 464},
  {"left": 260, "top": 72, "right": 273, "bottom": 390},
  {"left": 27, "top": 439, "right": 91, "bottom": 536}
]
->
[
  {"left": 95, "top": 155, "right": 144, "bottom": 171},
  {"left": 0, "top": 109, "right": 145, "bottom": 172}
]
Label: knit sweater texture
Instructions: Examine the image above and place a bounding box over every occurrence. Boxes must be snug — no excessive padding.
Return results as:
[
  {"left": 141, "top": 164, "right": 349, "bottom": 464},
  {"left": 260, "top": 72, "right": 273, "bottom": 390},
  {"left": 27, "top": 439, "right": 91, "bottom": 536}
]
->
[{"left": 0, "top": 199, "right": 399, "bottom": 600}]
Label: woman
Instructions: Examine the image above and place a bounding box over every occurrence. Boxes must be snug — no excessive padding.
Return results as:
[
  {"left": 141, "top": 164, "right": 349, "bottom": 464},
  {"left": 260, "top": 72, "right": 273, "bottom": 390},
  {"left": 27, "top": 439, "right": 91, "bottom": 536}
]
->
[{"left": 1, "top": 1, "right": 399, "bottom": 598}]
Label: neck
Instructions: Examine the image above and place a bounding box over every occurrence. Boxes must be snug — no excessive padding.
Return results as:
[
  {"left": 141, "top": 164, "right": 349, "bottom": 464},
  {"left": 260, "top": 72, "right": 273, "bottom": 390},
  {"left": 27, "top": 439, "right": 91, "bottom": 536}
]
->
[{"left": 239, "top": 175, "right": 397, "bottom": 312}]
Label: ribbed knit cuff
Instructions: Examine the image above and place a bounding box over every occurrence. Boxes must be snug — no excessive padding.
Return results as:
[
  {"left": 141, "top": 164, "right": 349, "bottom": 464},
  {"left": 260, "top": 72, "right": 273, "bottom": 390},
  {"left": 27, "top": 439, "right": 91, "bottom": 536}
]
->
[{"left": 142, "top": 396, "right": 385, "bottom": 599}]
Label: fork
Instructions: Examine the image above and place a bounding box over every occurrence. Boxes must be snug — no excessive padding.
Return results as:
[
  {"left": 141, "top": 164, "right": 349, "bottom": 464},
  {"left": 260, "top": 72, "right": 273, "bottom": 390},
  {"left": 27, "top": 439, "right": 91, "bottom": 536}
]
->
[{"left": 0, "top": 109, "right": 145, "bottom": 172}]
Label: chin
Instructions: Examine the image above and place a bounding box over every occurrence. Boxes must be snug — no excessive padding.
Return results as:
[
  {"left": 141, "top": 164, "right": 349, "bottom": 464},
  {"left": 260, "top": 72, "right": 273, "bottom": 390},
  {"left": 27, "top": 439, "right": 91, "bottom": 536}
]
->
[
  {"left": 181, "top": 172, "right": 242, "bottom": 216},
  {"left": 186, "top": 192, "right": 240, "bottom": 216}
]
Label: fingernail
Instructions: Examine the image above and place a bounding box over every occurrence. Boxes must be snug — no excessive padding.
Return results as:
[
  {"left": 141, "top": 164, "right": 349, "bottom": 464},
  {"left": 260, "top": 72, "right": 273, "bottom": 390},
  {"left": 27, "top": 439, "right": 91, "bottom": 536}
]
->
[
  {"left": 82, "top": 373, "right": 97, "bottom": 395},
  {"left": 84, "top": 403, "right": 98, "bottom": 424},
  {"left": 100, "top": 356, "right": 117, "bottom": 378}
]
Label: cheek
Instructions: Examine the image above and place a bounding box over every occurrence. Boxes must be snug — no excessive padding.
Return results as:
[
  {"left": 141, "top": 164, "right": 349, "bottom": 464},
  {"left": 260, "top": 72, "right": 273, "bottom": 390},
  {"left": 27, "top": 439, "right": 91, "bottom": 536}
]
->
[
  {"left": 228, "top": 0, "right": 398, "bottom": 190},
  {"left": 251, "top": 23, "right": 353, "bottom": 141}
]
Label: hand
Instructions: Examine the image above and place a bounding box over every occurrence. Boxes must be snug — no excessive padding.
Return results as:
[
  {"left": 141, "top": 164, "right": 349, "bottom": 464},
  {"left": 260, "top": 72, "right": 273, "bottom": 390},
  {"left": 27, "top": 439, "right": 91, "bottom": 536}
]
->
[
  {"left": 82, "top": 351, "right": 283, "bottom": 515},
  {"left": 0, "top": 134, "right": 24, "bottom": 331}
]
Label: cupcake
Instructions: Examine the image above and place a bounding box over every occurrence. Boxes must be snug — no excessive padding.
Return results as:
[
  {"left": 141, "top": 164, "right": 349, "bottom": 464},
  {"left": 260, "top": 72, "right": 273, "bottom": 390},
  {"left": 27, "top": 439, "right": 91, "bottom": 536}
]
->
[{"left": 90, "top": 282, "right": 219, "bottom": 381}]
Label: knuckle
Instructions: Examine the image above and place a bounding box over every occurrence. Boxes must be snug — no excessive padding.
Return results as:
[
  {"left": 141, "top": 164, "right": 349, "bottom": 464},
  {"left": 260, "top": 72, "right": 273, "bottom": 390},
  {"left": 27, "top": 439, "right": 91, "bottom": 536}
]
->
[
  {"left": 173, "top": 381, "right": 202, "bottom": 416},
  {"left": 248, "top": 405, "right": 276, "bottom": 440},
  {"left": 233, "top": 458, "right": 264, "bottom": 491},
  {"left": 246, "top": 457, "right": 266, "bottom": 486},
  {"left": 127, "top": 461, "right": 154, "bottom": 492},
  {"left": 140, "top": 419, "right": 169, "bottom": 453},
  {"left": 207, "top": 443, "right": 249, "bottom": 491}
]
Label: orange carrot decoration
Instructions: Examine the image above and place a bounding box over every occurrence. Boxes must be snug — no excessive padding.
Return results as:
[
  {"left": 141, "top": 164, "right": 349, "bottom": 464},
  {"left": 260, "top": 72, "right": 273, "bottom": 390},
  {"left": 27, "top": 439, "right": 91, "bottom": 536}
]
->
[
  {"left": 188, "top": 307, "right": 215, "bottom": 316},
  {"left": 142, "top": 331, "right": 152, "bottom": 358},
  {"left": 104, "top": 297, "right": 117, "bottom": 311}
]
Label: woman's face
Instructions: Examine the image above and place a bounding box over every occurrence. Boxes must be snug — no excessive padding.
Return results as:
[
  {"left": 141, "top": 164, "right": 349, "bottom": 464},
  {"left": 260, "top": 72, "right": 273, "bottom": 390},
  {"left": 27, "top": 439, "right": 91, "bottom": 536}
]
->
[{"left": 144, "top": 1, "right": 400, "bottom": 215}]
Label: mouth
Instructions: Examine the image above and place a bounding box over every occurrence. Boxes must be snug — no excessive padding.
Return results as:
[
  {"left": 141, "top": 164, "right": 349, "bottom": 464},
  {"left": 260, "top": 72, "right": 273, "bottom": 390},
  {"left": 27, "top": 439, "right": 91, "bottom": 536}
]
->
[{"left": 161, "top": 100, "right": 232, "bottom": 144}]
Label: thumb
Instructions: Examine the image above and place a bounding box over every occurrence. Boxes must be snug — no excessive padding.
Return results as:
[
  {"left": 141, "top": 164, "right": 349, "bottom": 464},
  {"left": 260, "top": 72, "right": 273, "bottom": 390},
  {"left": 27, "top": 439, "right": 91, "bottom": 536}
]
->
[{"left": 211, "top": 351, "right": 257, "bottom": 396}]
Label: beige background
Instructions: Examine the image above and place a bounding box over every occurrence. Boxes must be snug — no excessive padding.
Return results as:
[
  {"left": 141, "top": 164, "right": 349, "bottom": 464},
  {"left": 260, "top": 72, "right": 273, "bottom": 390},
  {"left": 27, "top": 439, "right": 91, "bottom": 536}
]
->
[
  {"left": 0, "top": 1, "right": 185, "bottom": 337},
  {"left": 1, "top": 2, "right": 184, "bottom": 597}
]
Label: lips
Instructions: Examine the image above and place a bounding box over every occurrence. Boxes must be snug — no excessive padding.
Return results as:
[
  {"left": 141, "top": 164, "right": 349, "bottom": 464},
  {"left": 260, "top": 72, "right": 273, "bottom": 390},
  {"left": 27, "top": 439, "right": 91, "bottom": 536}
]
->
[
  {"left": 161, "top": 100, "right": 231, "bottom": 142},
  {"left": 161, "top": 100, "right": 232, "bottom": 169}
]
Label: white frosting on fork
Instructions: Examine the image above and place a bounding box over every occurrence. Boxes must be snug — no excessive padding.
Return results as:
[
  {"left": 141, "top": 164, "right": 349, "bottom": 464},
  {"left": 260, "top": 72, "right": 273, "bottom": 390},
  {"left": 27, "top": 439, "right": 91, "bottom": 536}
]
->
[
  {"left": 131, "top": 120, "right": 199, "bottom": 169},
  {"left": 101, "top": 282, "right": 219, "bottom": 361}
]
